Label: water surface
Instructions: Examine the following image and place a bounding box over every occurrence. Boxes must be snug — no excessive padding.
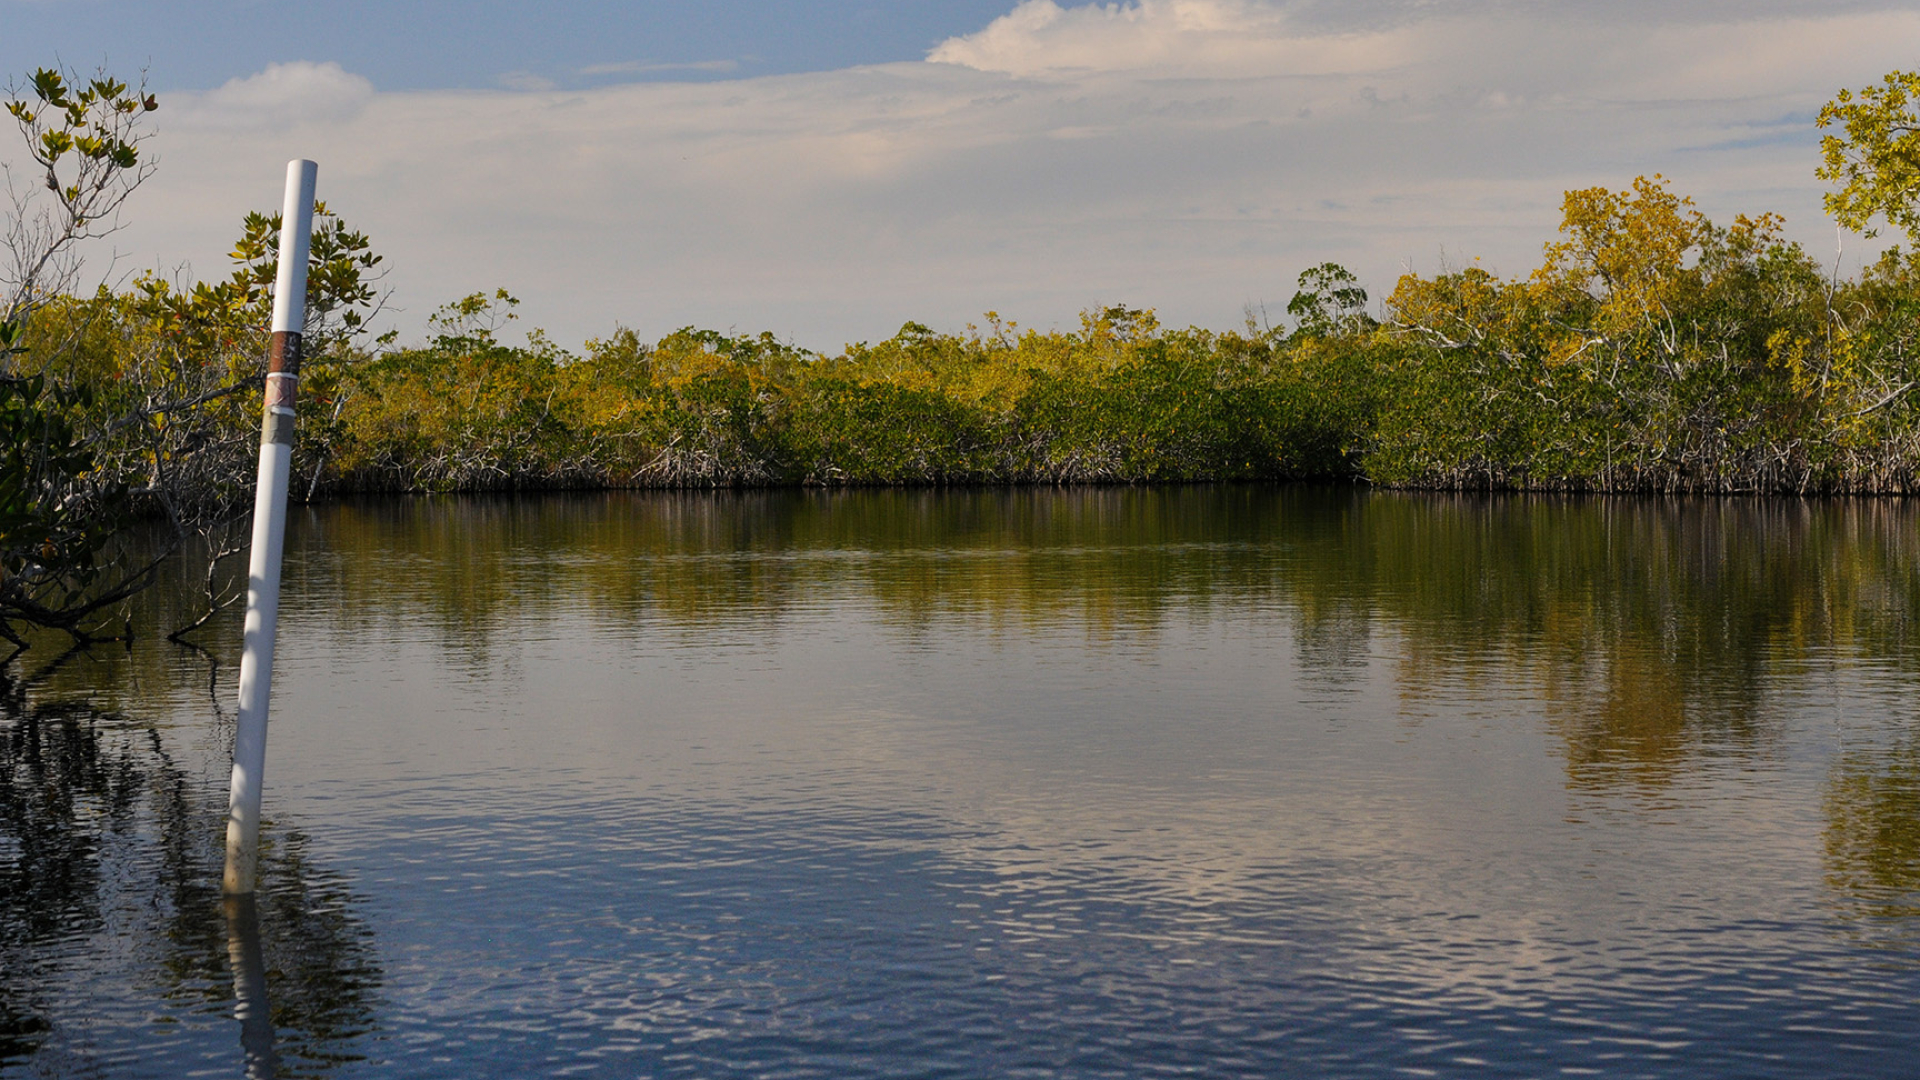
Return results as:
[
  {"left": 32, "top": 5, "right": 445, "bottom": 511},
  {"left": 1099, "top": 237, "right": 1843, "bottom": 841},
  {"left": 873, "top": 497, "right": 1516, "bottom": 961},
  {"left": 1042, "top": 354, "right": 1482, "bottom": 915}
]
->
[{"left": 6, "top": 487, "right": 1920, "bottom": 1077}]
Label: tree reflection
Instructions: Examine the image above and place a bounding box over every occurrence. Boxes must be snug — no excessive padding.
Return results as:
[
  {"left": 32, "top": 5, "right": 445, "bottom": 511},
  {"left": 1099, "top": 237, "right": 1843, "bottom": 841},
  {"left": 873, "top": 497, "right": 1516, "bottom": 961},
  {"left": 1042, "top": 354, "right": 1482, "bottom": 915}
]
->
[
  {"left": 1826, "top": 732, "right": 1920, "bottom": 947},
  {"left": 17, "top": 486, "right": 1920, "bottom": 1015},
  {"left": 271, "top": 489, "right": 1920, "bottom": 796},
  {"left": 1357, "top": 495, "right": 1897, "bottom": 789},
  {"left": 0, "top": 697, "right": 120, "bottom": 1063},
  {"left": 0, "top": 679, "right": 381, "bottom": 1075}
]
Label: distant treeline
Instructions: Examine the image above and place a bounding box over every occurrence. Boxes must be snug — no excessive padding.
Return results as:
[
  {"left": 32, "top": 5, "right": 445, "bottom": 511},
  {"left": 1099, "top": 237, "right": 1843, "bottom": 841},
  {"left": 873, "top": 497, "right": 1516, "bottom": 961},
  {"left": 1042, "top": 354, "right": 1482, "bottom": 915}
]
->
[
  {"left": 20, "top": 175, "right": 1920, "bottom": 501},
  {"left": 14, "top": 62, "right": 1920, "bottom": 641}
]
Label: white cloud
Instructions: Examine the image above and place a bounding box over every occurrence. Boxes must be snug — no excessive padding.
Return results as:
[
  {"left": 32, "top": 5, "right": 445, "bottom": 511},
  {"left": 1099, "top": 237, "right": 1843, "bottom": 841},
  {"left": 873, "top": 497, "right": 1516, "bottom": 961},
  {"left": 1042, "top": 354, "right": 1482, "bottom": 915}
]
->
[
  {"left": 577, "top": 59, "right": 740, "bottom": 77},
  {"left": 928, "top": 0, "right": 1400, "bottom": 79},
  {"left": 170, "top": 61, "right": 374, "bottom": 129},
  {"left": 98, "top": 6, "right": 1920, "bottom": 351},
  {"left": 497, "top": 71, "right": 558, "bottom": 92},
  {"left": 928, "top": 0, "right": 1919, "bottom": 103}
]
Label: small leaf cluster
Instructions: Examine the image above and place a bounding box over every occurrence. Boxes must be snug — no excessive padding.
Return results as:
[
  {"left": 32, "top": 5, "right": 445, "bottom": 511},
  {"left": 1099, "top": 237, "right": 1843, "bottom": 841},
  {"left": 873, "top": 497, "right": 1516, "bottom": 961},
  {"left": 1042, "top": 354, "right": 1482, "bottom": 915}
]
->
[
  {"left": 5, "top": 68, "right": 153, "bottom": 188},
  {"left": 5, "top": 68, "right": 154, "bottom": 213}
]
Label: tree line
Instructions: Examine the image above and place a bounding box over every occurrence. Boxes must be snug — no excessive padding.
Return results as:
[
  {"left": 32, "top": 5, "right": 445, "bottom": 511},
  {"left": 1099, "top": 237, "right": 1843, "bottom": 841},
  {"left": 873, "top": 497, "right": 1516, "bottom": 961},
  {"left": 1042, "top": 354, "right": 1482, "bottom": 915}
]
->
[{"left": 4, "top": 64, "right": 1920, "bottom": 642}]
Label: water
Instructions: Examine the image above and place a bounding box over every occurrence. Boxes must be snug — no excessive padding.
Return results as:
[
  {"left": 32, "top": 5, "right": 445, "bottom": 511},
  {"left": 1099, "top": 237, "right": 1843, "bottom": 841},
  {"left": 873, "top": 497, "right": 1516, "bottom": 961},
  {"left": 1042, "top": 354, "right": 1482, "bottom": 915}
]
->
[{"left": 6, "top": 487, "right": 1920, "bottom": 1077}]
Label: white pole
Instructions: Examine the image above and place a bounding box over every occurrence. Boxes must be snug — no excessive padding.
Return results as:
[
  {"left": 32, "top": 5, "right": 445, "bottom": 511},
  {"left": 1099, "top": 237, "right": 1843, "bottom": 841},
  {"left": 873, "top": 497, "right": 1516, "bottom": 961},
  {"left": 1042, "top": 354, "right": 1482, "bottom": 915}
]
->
[{"left": 223, "top": 159, "right": 317, "bottom": 896}]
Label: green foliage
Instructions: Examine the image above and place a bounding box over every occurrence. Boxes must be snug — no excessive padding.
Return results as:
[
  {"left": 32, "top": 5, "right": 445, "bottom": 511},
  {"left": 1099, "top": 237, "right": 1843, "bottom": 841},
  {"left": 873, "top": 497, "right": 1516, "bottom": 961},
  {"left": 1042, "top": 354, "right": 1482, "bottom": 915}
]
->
[
  {"left": 4, "top": 67, "right": 154, "bottom": 205},
  {"left": 3, "top": 65, "right": 157, "bottom": 323},
  {"left": 1287, "top": 263, "right": 1373, "bottom": 339},
  {"left": 329, "top": 296, "right": 569, "bottom": 492},
  {"left": 787, "top": 377, "right": 993, "bottom": 484},
  {"left": 0, "top": 325, "right": 140, "bottom": 644},
  {"left": 21, "top": 58, "right": 1920, "bottom": 645},
  {"left": 0, "top": 57, "right": 385, "bottom": 641},
  {"left": 1370, "top": 175, "right": 1872, "bottom": 492},
  {"left": 428, "top": 288, "right": 518, "bottom": 346},
  {"left": 1819, "top": 70, "right": 1920, "bottom": 240},
  {"left": 307, "top": 300, "right": 1372, "bottom": 491},
  {"left": 8, "top": 200, "right": 389, "bottom": 523},
  {"left": 226, "top": 202, "right": 386, "bottom": 344},
  {"left": 20, "top": 166, "right": 1920, "bottom": 522},
  {"left": 288, "top": 182, "right": 1914, "bottom": 497}
]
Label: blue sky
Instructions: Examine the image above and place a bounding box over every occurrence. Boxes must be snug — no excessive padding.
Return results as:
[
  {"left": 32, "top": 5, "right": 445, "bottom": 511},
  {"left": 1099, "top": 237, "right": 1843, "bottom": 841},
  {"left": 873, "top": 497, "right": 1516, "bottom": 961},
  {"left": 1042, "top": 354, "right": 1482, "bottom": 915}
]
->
[
  {"left": 4, "top": 1, "right": 1017, "bottom": 89},
  {"left": 5, "top": 1, "right": 1917, "bottom": 349}
]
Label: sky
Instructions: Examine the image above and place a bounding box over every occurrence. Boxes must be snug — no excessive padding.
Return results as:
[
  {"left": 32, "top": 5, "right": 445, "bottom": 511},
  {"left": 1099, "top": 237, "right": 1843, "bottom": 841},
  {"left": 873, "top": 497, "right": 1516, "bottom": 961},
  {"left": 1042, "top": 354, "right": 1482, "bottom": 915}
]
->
[{"left": 5, "top": 0, "right": 1918, "bottom": 351}]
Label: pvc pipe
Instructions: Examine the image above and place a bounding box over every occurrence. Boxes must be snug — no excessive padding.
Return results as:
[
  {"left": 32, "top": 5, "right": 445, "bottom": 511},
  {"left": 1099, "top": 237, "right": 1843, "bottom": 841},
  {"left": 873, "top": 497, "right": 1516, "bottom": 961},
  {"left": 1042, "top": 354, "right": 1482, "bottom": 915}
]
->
[{"left": 223, "top": 159, "right": 317, "bottom": 896}]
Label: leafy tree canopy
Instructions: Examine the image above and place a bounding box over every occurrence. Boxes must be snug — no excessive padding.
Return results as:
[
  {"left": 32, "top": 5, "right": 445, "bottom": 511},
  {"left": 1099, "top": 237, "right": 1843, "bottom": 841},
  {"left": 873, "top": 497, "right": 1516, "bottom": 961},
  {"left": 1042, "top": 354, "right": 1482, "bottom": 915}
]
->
[{"left": 1819, "top": 70, "right": 1920, "bottom": 240}]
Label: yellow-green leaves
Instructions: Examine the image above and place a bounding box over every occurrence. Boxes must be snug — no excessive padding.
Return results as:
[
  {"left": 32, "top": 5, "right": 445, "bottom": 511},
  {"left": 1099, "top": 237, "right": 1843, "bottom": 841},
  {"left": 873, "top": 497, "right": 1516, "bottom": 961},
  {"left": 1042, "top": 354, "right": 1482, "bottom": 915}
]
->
[
  {"left": 1540, "top": 175, "right": 1703, "bottom": 309},
  {"left": 221, "top": 202, "right": 385, "bottom": 347},
  {"left": 3, "top": 65, "right": 158, "bottom": 323},
  {"left": 8, "top": 66, "right": 151, "bottom": 172},
  {"left": 1819, "top": 70, "right": 1920, "bottom": 240}
]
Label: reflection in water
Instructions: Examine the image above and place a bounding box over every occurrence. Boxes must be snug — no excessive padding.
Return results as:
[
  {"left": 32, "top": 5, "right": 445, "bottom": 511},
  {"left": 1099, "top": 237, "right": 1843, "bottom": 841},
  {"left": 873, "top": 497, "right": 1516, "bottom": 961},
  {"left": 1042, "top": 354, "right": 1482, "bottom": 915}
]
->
[
  {"left": 245, "top": 828, "right": 383, "bottom": 1075},
  {"left": 10, "top": 487, "right": 1920, "bottom": 1076},
  {"left": 0, "top": 677, "right": 380, "bottom": 1077},
  {"left": 226, "top": 896, "right": 282, "bottom": 1079},
  {"left": 1361, "top": 495, "right": 1870, "bottom": 789},
  {"left": 1828, "top": 732, "right": 1920, "bottom": 947},
  {"left": 0, "top": 691, "right": 135, "bottom": 1067},
  {"left": 281, "top": 489, "right": 1920, "bottom": 793}
]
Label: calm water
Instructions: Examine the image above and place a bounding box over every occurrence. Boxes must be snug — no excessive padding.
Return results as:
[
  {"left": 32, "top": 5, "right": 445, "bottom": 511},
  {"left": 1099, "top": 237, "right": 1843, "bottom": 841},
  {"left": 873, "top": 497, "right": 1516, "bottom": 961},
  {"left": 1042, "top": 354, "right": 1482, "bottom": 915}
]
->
[{"left": 6, "top": 487, "right": 1920, "bottom": 1078}]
